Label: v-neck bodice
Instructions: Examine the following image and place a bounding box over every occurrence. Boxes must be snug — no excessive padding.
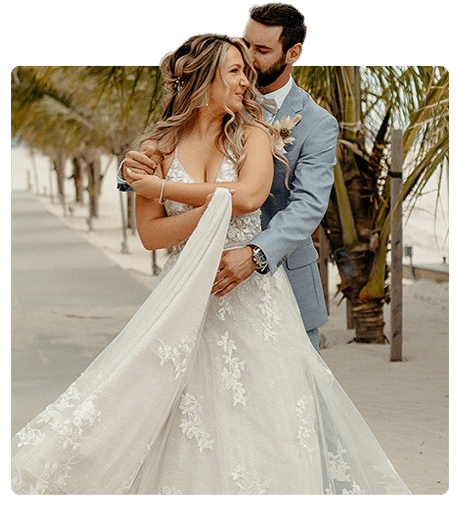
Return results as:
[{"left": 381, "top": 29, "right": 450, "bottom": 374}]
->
[
  {"left": 172, "top": 147, "right": 229, "bottom": 184},
  {"left": 163, "top": 149, "right": 238, "bottom": 217},
  {"left": 163, "top": 148, "right": 262, "bottom": 256}
]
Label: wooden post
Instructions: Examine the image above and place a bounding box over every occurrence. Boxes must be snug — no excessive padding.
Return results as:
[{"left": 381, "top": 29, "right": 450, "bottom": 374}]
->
[
  {"left": 390, "top": 130, "right": 403, "bottom": 361},
  {"left": 318, "top": 225, "right": 329, "bottom": 312},
  {"left": 119, "top": 190, "right": 129, "bottom": 255}
]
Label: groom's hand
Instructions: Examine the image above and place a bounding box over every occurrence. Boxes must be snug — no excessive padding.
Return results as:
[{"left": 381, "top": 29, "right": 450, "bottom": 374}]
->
[
  {"left": 123, "top": 147, "right": 163, "bottom": 180},
  {"left": 211, "top": 247, "right": 257, "bottom": 297}
]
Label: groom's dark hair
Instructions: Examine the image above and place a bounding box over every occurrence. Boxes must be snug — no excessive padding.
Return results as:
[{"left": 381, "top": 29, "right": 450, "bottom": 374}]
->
[{"left": 249, "top": 3, "right": 306, "bottom": 51}]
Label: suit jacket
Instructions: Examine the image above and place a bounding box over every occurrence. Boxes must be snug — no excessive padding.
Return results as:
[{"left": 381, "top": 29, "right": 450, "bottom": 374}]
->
[{"left": 251, "top": 80, "right": 338, "bottom": 331}]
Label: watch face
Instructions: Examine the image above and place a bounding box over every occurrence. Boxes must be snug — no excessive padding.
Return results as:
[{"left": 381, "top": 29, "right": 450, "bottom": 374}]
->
[{"left": 254, "top": 248, "right": 267, "bottom": 266}]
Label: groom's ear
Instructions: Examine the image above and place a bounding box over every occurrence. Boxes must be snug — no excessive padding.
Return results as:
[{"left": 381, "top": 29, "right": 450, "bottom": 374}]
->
[{"left": 285, "top": 43, "right": 302, "bottom": 65}]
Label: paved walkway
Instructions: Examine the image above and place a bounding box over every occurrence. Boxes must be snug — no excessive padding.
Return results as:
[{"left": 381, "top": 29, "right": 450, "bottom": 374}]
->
[{"left": 11, "top": 190, "right": 152, "bottom": 435}]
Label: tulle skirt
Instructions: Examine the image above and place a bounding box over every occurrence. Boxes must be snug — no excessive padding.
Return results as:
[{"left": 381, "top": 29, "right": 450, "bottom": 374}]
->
[{"left": 12, "top": 189, "right": 411, "bottom": 495}]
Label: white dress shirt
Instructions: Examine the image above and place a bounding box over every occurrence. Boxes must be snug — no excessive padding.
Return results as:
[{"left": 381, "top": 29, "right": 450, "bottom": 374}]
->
[{"left": 262, "top": 75, "right": 293, "bottom": 121}]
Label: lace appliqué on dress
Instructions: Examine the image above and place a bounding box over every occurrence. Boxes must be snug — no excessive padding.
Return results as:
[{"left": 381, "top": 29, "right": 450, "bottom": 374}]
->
[
  {"left": 236, "top": 274, "right": 282, "bottom": 343},
  {"left": 296, "top": 397, "right": 316, "bottom": 458},
  {"left": 231, "top": 465, "right": 271, "bottom": 494},
  {"left": 254, "top": 274, "right": 282, "bottom": 342},
  {"left": 179, "top": 393, "right": 214, "bottom": 453},
  {"left": 372, "top": 463, "right": 411, "bottom": 494},
  {"left": 225, "top": 210, "right": 262, "bottom": 250},
  {"left": 327, "top": 439, "right": 352, "bottom": 482},
  {"left": 217, "top": 331, "right": 248, "bottom": 406},
  {"left": 325, "top": 439, "right": 367, "bottom": 495},
  {"left": 13, "top": 384, "right": 101, "bottom": 494},
  {"left": 152, "top": 335, "right": 196, "bottom": 380},
  {"left": 215, "top": 272, "right": 283, "bottom": 343},
  {"left": 13, "top": 459, "right": 76, "bottom": 495},
  {"left": 216, "top": 295, "right": 233, "bottom": 321}
]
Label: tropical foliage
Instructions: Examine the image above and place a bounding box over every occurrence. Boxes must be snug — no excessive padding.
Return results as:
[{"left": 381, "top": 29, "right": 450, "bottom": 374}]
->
[
  {"left": 293, "top": 66, "right": 449, "bottom": 342},
  {"left": 11, "top": 66, "right": 163, "bottom": 217},
  {"left": 11, "top": 66, "right": 449, "bottom": 340}
]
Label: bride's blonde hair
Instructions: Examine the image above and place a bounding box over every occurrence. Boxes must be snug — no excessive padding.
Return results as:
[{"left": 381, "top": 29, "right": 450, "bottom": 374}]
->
[{"left": 135, "top": 34, "right": 286, "bottom": 178}]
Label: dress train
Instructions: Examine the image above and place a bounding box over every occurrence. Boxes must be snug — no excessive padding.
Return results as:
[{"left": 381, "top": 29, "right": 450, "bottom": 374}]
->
[{"left": 12, "top": 183, "right": 411, "bottom": 495}]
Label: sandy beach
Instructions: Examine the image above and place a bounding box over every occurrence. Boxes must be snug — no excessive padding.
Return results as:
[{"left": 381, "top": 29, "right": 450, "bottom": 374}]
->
[{"left": 11, "top": 146, "right": 450, "bottom": 497}]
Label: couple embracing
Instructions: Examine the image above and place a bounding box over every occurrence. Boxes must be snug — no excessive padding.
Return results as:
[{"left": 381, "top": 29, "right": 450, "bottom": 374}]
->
[{"left": 12, "top": 3, "right": 411, "bottom": 494}]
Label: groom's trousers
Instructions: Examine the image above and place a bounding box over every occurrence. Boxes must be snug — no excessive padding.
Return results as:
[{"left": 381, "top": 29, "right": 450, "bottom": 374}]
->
[{"left": 306, "top": 328, "right": 320, "bottom": 354}]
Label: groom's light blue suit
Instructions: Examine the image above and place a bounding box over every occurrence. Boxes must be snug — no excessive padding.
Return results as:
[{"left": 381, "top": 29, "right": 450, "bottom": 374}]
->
[
  {"left": 251, "top": 80, "right": 338, "bottom": 336},
  {"left": 117, "top": 79, "right": 338, "bottom": 349}
]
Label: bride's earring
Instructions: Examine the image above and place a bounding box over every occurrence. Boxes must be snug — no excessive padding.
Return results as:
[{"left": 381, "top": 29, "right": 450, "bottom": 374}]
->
[{"left": 204, "top": 91, "right": 216, "bottom": 117}]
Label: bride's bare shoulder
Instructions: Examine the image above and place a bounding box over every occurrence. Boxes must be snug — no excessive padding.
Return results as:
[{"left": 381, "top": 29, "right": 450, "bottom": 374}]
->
[{"left": 243, "top": 123, "right": 271, "bottom": 148}]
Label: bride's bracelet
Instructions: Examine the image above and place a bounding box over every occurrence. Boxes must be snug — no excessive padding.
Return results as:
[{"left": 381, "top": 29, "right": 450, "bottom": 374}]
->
[{"left": 159, "top": 179, "right": 166, "bottom": 205}]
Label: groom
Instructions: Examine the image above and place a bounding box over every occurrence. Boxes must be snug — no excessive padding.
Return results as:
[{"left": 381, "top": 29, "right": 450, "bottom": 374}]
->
[
  {"left": 211, "top": 4, "right": 338, "bottom": 352},
  {"left": 119, "top": 3, "right": 338, "bottom": 353}
]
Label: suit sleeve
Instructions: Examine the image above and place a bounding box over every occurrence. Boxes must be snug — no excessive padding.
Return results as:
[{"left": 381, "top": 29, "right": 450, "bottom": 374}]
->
[
  {"left": 117, "top": 160, "right": 134, "bottom": 192},
  {"left": 250, "top": 113, "right": 338, "bottom": 275}
]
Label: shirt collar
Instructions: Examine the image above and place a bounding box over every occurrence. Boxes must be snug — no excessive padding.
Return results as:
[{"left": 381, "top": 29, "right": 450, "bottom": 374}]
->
[{"left": 262, "top": 75, "right": 293, "bottom": 111}]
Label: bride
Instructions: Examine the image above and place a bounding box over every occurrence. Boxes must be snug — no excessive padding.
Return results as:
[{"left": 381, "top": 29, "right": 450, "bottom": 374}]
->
[{"left": 12, "top": 34, "right": 411, "bottom": 495}]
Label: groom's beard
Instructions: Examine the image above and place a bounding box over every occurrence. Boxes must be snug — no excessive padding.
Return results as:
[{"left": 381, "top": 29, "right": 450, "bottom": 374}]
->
[{"left": 255, "top": 54, "right": 287, "bottom": 88}]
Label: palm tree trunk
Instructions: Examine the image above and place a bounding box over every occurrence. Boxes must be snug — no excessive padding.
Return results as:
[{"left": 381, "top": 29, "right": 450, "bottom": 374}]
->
[
  {"left": 52, "top": 154, "right": 65, "bottom": 198},
  {"left": 352, "top": 301, "right": 386, "bottom": 343},
  {"left": 71, "top": 156, "right": 84, "bottom": 203},
  {"left": 325, "top": 67, "right": 388, "bottom": 343},
  {"left": 87, "top": 157, "right": 101, "bottom": 218}
]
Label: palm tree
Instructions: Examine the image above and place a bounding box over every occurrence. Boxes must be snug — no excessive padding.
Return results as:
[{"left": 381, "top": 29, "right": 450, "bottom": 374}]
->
[
  {"left": 293, "top": 66, "right": 449, "bottom": 343},
  {"left": 11, "top": 66, "right": 164, "bottom": 219},
  {"left": 80, "top": 66, "right": 163, "bottom": 225}
]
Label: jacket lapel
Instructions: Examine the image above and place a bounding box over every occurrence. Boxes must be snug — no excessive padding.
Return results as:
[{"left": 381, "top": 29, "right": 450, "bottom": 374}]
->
[
  {"left": 272, "top": 81, "right": 307, "bottom": 176},
  {"left": 274, "top": 80, "right": 305, "bottom": 121}
]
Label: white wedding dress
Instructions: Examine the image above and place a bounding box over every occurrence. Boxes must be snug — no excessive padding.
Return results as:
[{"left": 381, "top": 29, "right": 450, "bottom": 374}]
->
[{"left": 12, "top": 152, "right": 411, "bottom": 495}]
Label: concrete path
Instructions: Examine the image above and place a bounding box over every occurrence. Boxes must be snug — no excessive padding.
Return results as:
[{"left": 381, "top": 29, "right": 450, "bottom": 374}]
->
[{"left": 11, "top": 190, "right": 152, "bottom": 436}]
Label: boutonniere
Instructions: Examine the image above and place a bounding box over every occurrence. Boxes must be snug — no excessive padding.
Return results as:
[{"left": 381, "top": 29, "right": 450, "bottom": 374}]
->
[{"left": 271, "top": 115, "right": 302, "bottom": 153}]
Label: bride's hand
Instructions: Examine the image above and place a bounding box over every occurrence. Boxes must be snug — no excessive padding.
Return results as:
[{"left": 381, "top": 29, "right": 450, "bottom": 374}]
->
[
  {"left": 124, "top": 168, "right": 162, "bottom": 199},
  {"left": 202, "top": 192, "right": 216, "bottom": 211},
  {"left": 202, "top": 189, "right": 236, "bottom": 212}
]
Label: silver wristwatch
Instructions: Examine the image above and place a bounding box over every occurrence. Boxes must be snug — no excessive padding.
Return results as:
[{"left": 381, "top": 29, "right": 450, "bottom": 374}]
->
[{"left": 249, "top": 245, "right": 268, "bottom": 272}]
